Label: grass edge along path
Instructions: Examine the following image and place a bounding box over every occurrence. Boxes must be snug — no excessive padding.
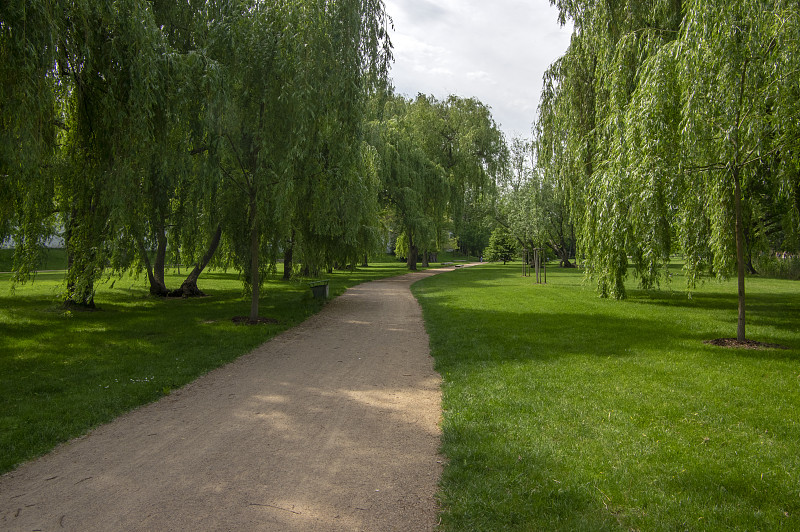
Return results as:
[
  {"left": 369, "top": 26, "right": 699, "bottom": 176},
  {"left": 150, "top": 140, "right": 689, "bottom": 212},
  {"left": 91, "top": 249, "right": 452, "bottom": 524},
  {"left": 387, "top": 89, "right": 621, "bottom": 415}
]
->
[
  {"left": 412, "top": 263, "right": 800, "bottom": 531},
  {"left": 0, "top": 255, "right": 471, "bottom": 474}
]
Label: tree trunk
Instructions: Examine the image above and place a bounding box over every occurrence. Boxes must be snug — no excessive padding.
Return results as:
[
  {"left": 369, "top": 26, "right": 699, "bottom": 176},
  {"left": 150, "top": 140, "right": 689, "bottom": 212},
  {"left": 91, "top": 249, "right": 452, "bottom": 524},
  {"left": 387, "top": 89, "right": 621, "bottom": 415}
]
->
[
  {"left": 734, "top": 165, "right": 746, "bottom": 341},
  {"left": 407, "top": 235, "right": 418, "bottom": 271},
  {"left": 153, "top": 225, "right": 168, "bottom": 291},
  {"left": 283, "top": 230, "right": 295, "bottom": 281},
  {"left": 173, "top": 224, "right": 222, "bottom": 297},
  {"left": 421, "top": 249, "right": 430, "bottom": 267},
  {"left": 137, "top": 237, "right": 168, "bottom": 297},
  {"left": 547, "top": 241, "right": 576, "bottom": 268},
  {"left": 362, "top": 254, "right": 368, "bottom": 267},
  {"left": 249, "top": 196, "right": 260, "bottom": 321},
  {"left": 63, "top": 213, "right": 97, "bottom": 308}
]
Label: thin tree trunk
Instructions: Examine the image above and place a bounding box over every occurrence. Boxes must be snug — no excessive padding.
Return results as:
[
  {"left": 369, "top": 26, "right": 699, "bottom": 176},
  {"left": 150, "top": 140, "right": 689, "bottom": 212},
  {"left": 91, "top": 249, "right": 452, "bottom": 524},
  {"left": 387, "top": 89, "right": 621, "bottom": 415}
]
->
[
  {"left": 734, "top": 165, "right": 746, "bottom": 341},
  {"left": 362, "top": 254, "right": 368, "bottom": 268},
  {"left": 249, "top": 196, "right": 260, "bottom": 321},
  {"left": 283, "top": 230, "right": 295, "bottom": 281},
  {"left": 174, "top": 223, "right": 222, "bottom": 297},
  {"left": 733, "top": 59, "right": 748, "bottom": 342}
]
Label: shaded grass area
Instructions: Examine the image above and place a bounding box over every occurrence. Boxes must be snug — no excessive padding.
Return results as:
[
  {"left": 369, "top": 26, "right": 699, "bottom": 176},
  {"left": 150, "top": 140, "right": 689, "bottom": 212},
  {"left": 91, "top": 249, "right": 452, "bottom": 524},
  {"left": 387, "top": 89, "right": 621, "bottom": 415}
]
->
[
  {"left": 0, "top": 256, "right": 422, "bottom": 473},
  {"left": 412, "top": 264, "right": 800, "bottom": 531}
]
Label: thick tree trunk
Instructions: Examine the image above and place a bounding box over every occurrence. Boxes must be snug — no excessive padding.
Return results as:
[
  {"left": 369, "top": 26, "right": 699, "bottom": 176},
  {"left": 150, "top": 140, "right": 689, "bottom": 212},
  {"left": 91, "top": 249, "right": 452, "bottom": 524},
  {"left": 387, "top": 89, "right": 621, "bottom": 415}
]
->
[
  {"left": 421, "top": 249, "right": 430, "bottom": 268},
  {"left": 172, "top": 224, "right": 222, "bottom": 297},
  {"left": 734, "top": 166, "right": 746, "bottom": 341},
  {"left": 407, "top": 235, "right": 418, "bottom": 271},
  {"left": 63, "top": 213, "right": 96, "bottom": 308}
]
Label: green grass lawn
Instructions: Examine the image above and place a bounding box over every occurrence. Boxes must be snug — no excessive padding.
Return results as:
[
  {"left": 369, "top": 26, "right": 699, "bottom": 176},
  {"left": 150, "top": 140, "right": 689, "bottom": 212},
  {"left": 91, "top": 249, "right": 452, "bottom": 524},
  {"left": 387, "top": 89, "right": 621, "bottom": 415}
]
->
[
  {"left": 412, "top": 263, "right": 800, "bottom": 531},
  {"left": 0, "top": 254, "right": 440, "bottom": 473}
]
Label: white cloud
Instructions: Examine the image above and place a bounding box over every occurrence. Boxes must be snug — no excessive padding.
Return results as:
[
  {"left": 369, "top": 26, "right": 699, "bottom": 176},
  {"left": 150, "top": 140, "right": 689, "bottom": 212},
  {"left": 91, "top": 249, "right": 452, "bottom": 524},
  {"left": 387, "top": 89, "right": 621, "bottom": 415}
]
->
[{"left": 384, "top": 0, "right": 573, "bottom": 139}]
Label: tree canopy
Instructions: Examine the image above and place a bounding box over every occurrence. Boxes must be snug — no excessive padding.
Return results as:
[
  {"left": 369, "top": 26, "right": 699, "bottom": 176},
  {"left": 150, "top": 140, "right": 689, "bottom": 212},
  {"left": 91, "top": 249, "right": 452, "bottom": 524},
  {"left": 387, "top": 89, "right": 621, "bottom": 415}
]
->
[
  {"left": 2, "top": 0, "right": 514, "bottom": 317},
  {"left": 536, "top": 0, "right": 800, "bottom": 340}
]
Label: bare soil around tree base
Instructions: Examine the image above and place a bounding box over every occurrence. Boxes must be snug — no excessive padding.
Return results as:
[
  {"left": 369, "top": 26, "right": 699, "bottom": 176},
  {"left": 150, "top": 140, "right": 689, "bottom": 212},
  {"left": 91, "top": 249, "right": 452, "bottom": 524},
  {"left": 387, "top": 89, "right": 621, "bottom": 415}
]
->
[
  {"left": 0, "top": 266, "right": 475, "bottom": 531},
  {"left": 704, "top": 338, "right": 790, "bottom": 350}
]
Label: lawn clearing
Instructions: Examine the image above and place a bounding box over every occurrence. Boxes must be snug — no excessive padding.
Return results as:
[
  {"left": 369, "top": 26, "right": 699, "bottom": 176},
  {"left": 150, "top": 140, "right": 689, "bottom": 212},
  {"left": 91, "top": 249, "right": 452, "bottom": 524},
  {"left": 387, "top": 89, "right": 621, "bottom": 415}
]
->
[
  {"left": 412, "top": 263, "right": 800, "bottom": 531},
  {"left": 0, "top": 255, "right": 439, "bottom": 474}
]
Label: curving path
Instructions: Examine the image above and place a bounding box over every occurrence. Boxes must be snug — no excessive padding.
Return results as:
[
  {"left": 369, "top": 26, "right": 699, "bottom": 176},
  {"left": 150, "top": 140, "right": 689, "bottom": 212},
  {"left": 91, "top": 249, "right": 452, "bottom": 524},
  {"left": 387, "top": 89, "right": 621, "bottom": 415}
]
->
[{"left": 0, "top": 267, "right": 469, "bottom": 531}]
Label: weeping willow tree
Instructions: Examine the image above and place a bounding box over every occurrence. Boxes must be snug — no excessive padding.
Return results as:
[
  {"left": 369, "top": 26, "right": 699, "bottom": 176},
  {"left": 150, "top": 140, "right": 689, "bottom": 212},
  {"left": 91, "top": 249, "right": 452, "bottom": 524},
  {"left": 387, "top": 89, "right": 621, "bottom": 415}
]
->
[
  {"left": 627, "top": 0, "right": 800, "bottom": 341},
  {"left": 411, "top": 94, "right": 505, "bottom": 263},
  {"left": 0, "top": 0, "right": 167, "bottom": 306},
  {"left": 539, "top": 0, "right": 799, "bottom": 342},
  {"left": 284, "top": 0, "right": 392, "bottom": 278},
  {"left": 206, "top": 0, "right": 391, "bottom": 320},
  {"left": 367, "top": 95, "right": 447, "bottom": 270}
]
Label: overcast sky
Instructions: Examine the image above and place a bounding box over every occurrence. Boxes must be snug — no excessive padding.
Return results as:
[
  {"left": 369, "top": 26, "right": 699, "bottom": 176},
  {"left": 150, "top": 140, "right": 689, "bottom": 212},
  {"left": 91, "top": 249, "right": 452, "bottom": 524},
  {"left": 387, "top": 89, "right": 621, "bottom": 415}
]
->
[{"left": 383, "top": 0, "right": 573, "bottom": 140}]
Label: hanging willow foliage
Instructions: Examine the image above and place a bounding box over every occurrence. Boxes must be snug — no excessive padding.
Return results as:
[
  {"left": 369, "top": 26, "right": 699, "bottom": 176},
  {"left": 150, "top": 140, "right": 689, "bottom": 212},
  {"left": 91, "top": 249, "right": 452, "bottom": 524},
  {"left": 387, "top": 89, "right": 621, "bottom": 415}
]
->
[{"left": 539, "top": 0, "right": 800, "bottom": 340}]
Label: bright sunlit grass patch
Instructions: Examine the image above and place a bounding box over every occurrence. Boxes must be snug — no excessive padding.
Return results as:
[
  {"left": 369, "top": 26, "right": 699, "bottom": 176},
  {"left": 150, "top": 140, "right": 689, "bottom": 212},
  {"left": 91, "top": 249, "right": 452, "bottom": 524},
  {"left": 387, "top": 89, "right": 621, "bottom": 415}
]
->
[{"left": 412, "top": 263, "right": 800, "bottom": 531}]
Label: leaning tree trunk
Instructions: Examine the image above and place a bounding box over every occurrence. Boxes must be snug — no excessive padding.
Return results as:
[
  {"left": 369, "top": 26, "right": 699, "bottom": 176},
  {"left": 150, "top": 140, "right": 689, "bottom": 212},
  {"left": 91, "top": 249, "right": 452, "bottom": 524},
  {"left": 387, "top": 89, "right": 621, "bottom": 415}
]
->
[
  {"left": 173, "top": 224, "right": 222, "bottom": 297},
  {"left": 137, "top": 237, "right": 169, "bottom": 297},
  {"left": 547, "top": 241, "right": 575, "bottom": 268}
]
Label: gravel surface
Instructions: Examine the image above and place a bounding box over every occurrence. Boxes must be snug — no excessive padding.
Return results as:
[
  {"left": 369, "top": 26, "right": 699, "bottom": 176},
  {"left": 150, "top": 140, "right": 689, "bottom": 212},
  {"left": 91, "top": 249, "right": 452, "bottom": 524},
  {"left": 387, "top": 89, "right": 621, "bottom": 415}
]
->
[{"left": 0, "top": 268, "right": 463, "bottom": 531}]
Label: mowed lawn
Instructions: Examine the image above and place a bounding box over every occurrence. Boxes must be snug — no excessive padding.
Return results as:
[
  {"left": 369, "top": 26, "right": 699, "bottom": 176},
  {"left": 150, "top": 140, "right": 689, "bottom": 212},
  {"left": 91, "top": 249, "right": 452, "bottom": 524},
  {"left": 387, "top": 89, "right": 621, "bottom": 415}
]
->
[
  {"left": 0, "top": 256, "right": 422, "bottom": 474},
  {"left": 412, "top": 263, "right": 800, "bottom": 531}
]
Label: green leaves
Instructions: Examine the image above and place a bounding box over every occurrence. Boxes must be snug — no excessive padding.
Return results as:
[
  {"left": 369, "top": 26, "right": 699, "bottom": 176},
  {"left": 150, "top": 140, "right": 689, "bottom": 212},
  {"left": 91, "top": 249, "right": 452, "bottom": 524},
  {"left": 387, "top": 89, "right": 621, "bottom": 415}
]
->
[{"left": 537, "top": 0, "right": 800, "bottom": 306}]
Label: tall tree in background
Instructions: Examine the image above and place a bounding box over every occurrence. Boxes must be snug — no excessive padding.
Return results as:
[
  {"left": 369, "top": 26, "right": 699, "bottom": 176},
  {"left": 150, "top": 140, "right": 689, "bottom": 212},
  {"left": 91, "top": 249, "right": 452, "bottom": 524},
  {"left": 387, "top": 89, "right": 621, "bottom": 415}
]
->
[{"left": 368, "top": 95, "right": 446, "bottom": 270}]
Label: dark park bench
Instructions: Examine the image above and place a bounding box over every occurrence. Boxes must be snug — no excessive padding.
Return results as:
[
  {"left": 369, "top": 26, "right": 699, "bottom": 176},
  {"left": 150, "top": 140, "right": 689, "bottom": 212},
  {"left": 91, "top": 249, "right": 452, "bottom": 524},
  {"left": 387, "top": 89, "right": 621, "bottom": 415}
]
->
[{"left": 308, "top": 279, "right": 330, "bottom": 299}]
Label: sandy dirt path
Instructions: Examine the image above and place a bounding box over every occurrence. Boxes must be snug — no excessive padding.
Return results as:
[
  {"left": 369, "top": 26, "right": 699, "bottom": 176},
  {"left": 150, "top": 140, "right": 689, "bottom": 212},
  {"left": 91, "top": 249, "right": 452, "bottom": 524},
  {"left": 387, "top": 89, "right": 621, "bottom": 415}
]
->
[{"left": 0, "top": 267, "right": 464, "bottom": 531}]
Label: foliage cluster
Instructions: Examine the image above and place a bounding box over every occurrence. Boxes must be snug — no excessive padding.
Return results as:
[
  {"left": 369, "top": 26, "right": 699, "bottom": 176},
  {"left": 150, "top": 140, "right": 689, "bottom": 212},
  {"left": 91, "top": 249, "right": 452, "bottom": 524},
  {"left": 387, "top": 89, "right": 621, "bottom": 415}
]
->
[
  {"left": 533, "top": 0, "right": 800, "bottom": 340},
  {"left": 366, "top": 93, "right": 505, "bottom": 269},
  {"left": 413, "top": 263, "right": 800, "bottom": 531},
  {"left": 483, "top": 226, "right": 517, "bottom": 264}
]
